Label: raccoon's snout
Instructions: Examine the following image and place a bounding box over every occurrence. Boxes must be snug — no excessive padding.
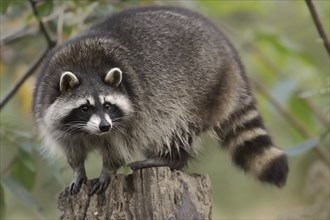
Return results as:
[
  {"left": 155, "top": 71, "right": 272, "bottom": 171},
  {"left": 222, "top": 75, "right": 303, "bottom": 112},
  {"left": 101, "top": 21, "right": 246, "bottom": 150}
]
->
[{"left": 99, "top": 120, "right": 112, "bottom": 132}]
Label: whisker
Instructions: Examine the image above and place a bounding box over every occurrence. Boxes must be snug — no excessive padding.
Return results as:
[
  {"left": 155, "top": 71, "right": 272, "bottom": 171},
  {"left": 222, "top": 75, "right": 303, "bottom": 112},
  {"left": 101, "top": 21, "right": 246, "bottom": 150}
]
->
[{"left": 113, "top": 124, "right": 125, "bottom": 135}]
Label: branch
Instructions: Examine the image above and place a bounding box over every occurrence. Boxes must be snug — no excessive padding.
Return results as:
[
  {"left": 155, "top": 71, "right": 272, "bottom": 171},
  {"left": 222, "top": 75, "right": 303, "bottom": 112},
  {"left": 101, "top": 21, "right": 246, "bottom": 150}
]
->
[
  {"left": 57, "top": 167, "right": 212, "bottom": 219},
  {"left": 0, "top": 156, "right": 17, "bottom": 176},
  {"left": 299, "top": 96, "right": 330, "bottom": 128},
  {"left": 28, "top": 0, "right": 56, "bottom": 48},
  {"left": 305, "top": 0, "right": 330, "bottom": 55},
  {"left": 0, "top": 26, "right": 37, "bottom": 45},
  {"left": 0, "top": 0, "right": 57, "bottom": 110},
  {"left": 253, "top": 79, "right": 330, "bottom": 165},
  {"left": 253, "top": 47, "right": 330, "bottom": 128},
  {"left": 0, "top": 49, "right": 48, "bottom": 110}
]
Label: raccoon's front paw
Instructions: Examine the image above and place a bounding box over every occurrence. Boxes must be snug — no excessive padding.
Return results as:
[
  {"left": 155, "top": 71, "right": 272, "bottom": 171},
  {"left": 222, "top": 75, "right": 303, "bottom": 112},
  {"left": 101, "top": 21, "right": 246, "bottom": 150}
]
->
[
  {"left": 89, "top": 174, "right": 111, "bottom": 195},
  {"left": 70, "top": 172, "right": 87, "bottom": 195}
]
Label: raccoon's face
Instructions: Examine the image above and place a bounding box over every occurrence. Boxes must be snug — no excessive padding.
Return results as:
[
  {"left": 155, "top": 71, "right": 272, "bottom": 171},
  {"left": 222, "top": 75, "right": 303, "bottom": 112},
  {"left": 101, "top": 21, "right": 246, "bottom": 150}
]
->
[
  {"left": 60, "top": 94, "right": 127, "bottom": 135},
  {"left": 44, "top": 68, "right": 133, "bottom": 135}
]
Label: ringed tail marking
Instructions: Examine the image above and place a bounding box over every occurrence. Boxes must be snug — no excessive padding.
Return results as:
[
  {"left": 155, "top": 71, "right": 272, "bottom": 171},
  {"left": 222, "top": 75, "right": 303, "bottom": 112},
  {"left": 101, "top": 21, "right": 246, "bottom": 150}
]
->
[{"left": 215, "top": 96, "right": 288, "bottom": 187}]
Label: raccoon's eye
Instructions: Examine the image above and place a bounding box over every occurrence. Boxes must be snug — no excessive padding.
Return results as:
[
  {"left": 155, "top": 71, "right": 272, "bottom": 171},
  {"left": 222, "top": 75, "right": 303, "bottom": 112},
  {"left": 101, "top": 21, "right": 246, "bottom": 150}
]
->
[
  {"left": 104, "top": 102, "right": 111, "bottom": 110},
  {"left": 80, "top": 105, "right": 90, "bottom": 112}
]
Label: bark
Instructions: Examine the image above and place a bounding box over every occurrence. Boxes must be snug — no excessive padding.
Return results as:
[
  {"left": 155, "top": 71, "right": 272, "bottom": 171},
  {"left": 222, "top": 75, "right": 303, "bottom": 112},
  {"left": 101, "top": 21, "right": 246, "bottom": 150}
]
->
[{"left": 57, "top": 167, "right": 212, "bottom": 220}]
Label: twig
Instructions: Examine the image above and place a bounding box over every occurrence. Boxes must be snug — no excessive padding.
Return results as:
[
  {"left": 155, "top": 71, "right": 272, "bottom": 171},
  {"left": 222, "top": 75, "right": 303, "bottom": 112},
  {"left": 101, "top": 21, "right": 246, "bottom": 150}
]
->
[
  {"left": 300, "top": 97, "right": 330, "bottom": 128},
  {"left": 253, "top": 47, "right": 330, "bottom": 128},
  {"left": 1, "top": 26, "right": 37, "bottom": 44},
  {"left": 0, "top": 0, "right": 57, "bottom": 110},
  {"left": 56, "top": 7, "right": 65, "bottom": 44},
  {"left": 253, "top": 79, "right": 330, "bottom": 165},
  {"left": 0, "top": 156, "right": 17, "bottom": 176},
  {"left": 28, "top": 0, "right": 56, "bottom": 47},
  {"left": 0, "top": 49, "right": 48, "bottom": 110},
  {"left": 305, "top": 0, "right": 330, "bottom": 55}
]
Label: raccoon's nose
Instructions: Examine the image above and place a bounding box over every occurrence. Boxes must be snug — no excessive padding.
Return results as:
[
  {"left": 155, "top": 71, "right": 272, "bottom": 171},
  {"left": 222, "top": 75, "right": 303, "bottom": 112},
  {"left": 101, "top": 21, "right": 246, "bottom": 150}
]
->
[{"left": 99, "top": 121, "right": 111, "bottom": 132}]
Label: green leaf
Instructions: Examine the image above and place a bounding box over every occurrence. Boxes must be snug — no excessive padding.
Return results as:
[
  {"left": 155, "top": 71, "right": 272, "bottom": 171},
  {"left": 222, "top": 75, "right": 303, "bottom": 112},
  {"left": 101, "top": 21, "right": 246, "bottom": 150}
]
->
[
  {"left": 2, "top": 177, "right": 45, "bottom": 218},
  {"left": 272, "top": 79, "right": 298, "bottom": 104},
  {"left": 0, "top": 183, "right": 5, "bottom": 219},
  {"left": 0, "top": 0, "right": 10, "bottom": 14},
  {"left": 10, "top": 148, "right": 36, "bottom": 191},
  {"left": 284, "top": 138, "right": 319, "bottom": 156},
  {"left": 255, "top": 31, "right": 314, "bottom": 66},
  {"left": 289, "top": 95, "right": 315, "bottom": 131},
  {"left": 63, "top": 25, "right": 74, "bottom": 37},
  {"left": 25, "top": 12, "right": 34, "bottom": 22},
  {"left": 1, "top": 0, "right": 27, "bottom": 14},
  {"left": 256, "top": 32, "right": 299, "bottom": 54},
  {"left": 37, "top": 0, "right": 54, "bottom": 17}
]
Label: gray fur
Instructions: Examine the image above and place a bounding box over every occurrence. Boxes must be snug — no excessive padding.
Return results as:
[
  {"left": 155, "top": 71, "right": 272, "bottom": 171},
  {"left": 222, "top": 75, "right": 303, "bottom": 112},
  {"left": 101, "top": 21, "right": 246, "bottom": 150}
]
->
[{"left": 32, "top": 6, "right": 288, "bottom": 194}]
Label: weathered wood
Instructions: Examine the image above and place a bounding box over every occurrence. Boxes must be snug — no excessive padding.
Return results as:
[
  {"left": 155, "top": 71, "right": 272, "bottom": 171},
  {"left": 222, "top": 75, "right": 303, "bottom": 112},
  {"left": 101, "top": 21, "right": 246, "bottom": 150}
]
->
[{"left": 57, "top": 167, "right": 212, "bottom": 220}]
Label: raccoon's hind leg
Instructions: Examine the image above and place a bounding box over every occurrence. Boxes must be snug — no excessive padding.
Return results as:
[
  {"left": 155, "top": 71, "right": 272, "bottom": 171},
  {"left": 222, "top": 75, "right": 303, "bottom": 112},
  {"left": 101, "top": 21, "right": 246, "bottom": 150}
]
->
[
  {"left": 130, "top": 131, "right": 196, "bottom": 170},
  {"left": 130, "top": 147, "right": 190, "bottom": 170},
  {"left": 214, "top": 97, "right": 289, "bottom": 187}
]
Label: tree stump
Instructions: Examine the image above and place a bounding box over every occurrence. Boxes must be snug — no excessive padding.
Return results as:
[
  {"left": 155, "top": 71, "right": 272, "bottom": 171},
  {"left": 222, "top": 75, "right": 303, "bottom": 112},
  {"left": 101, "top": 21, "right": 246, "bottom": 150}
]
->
[{"left": 57, "top": 167, "right": 212, "bottom": 220}]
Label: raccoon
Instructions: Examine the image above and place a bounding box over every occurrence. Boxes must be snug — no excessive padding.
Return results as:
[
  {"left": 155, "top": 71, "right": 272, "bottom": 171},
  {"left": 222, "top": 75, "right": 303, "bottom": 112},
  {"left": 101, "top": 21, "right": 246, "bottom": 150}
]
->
[{"left": 32, "top": 6, "right": 288, "bottom": 195}]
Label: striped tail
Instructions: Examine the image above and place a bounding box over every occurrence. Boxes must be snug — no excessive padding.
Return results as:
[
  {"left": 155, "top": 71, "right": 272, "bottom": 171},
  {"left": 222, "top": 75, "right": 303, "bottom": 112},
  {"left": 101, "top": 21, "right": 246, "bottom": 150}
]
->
[{"left": 214, "top": 97, "right": 289, "bottom": 187}]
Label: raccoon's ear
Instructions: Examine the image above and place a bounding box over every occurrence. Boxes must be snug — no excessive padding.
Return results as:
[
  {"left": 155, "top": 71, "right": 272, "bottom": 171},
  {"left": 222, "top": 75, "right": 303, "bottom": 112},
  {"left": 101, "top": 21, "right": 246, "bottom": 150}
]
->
[
  {"left": 59, "top": 71, "right": 80, "bottom": 93},
  {"left": 104, "top": 68, "right": 122, "bottom": 87}
]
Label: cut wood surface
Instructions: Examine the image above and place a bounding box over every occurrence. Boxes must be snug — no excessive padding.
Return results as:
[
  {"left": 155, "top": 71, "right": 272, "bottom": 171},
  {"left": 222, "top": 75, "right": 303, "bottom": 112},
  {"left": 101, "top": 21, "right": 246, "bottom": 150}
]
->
[{"left": 57, "top": 167, "right": 212, "bottom": 220}]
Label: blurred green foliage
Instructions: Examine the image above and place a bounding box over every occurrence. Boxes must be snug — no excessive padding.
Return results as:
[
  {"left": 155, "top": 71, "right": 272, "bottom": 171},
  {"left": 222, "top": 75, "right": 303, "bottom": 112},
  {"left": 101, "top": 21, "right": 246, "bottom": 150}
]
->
[{"left": 0, "top": 0, "right": 329, "bottom": 219}]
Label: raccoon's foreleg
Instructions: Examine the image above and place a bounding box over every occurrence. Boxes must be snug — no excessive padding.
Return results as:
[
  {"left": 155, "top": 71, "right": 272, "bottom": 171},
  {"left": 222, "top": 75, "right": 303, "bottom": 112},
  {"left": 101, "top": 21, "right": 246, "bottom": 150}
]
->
[
  {"left": 69, "top": 165, "right": 86, "bottom": 195},
  {"left": 90, "top": 160, "right": 119, "bottom": 195},
  {"left": 66, "top": 151, "right": 87, "bottom": 195},
  {"left": 89, "top": 148, "right": 122, "bottom": 195}
]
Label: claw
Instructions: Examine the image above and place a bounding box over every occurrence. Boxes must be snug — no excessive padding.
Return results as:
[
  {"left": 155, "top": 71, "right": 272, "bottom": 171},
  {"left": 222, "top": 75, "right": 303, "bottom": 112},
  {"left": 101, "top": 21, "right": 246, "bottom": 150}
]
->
[
  {"left": 89, "top": 175, "right": 110, "bottom": 196},
  {"left": 69, "top": 172, "right": 87, "bottom": 195}
]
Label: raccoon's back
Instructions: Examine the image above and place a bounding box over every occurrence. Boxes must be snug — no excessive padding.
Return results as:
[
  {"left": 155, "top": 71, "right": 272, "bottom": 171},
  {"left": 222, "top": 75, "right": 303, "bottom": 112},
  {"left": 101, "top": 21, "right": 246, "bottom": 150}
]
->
[
  {"left": 89, "top": 6, "right": 238, "bottom": 82},
  {"left": 87, "top": 6, "right": 244, "bottom": 125}
]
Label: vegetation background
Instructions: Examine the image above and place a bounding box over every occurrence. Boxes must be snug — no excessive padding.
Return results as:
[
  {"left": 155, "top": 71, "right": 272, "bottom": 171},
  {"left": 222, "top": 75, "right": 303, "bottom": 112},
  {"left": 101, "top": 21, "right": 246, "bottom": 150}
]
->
[{"left": 0, "top": 0, "right": 329, "bottom": 219}]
